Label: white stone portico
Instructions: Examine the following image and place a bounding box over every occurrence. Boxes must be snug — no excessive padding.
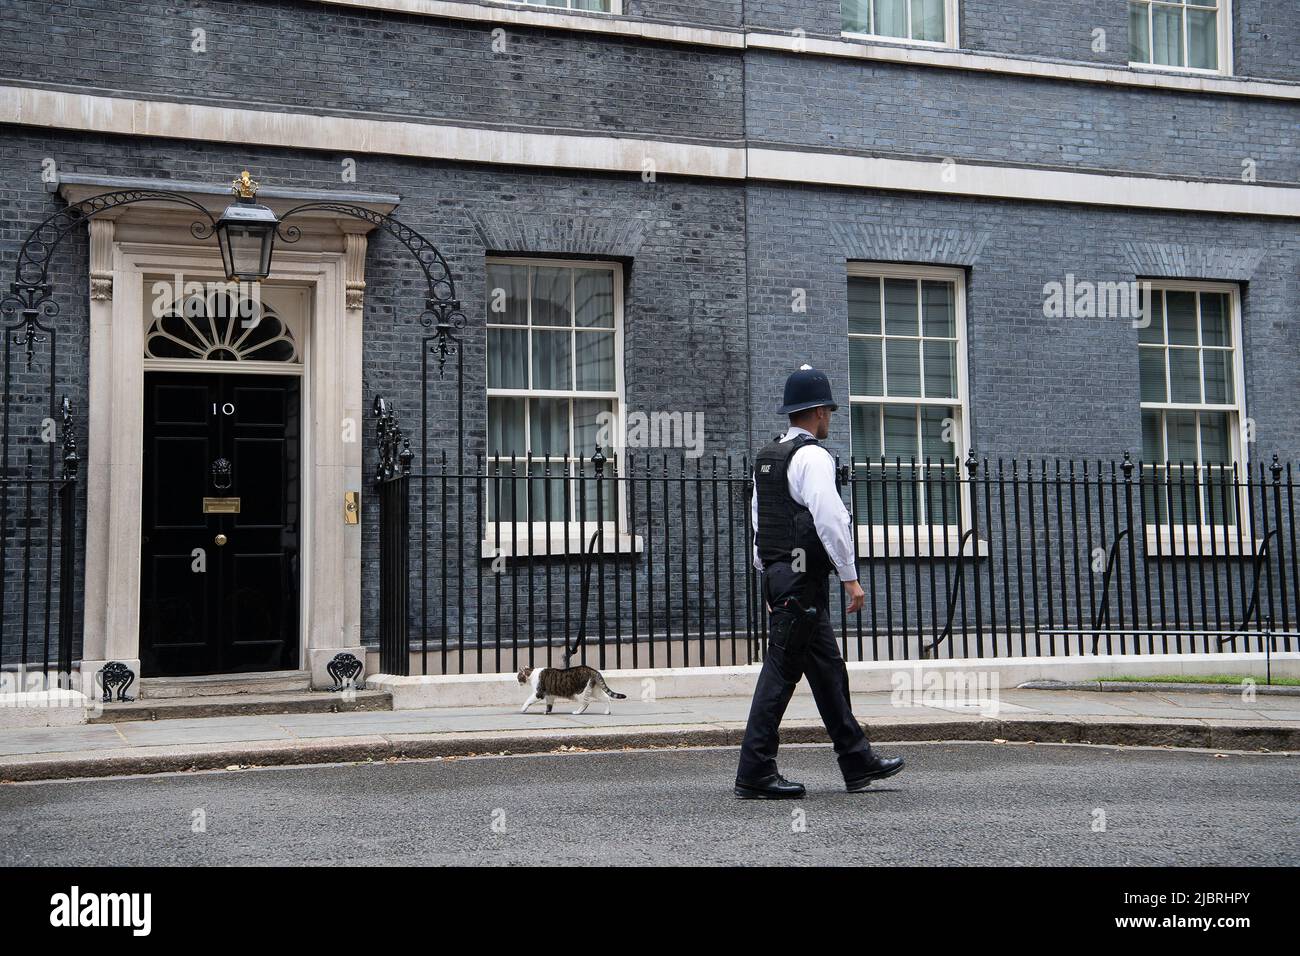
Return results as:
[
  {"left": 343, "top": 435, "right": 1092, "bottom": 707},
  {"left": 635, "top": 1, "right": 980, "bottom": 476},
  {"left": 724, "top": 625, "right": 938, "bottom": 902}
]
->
[{"left": 63, "top": 174, "right": 397, "bottom": 692}]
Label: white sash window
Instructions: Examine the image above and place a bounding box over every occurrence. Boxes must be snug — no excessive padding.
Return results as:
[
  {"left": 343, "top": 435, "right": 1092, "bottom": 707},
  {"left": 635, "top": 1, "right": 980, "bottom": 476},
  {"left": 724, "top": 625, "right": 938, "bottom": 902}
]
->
[
  {"left": 505, "top": 0, "right": 617, "bottom": 13},
  {"left": 847, "top": 263, "right": 969, "bottom": 529},
  {"left": 1138, "top": 281, "right": 1246, "bottom": 527},
  {"left": 842, "top": 0, "right": 959, "bottom": 48},
  {"left": 486, "top": 258, "right": 623, "bottom": 528},
  {"left": 1129, "top": 0, "right": 1233, "bottom": 75}
]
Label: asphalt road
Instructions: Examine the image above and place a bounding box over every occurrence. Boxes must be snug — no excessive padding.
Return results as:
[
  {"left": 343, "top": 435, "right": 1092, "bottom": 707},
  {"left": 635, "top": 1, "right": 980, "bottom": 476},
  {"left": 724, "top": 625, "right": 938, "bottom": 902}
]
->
[{"left": 1, "top": 742, "right": 1296, "bottom": 866}]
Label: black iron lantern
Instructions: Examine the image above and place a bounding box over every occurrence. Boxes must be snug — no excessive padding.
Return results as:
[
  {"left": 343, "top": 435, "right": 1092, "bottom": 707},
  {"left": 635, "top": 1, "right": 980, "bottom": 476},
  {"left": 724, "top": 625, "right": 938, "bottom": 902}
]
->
[{"left": 214, "top": 171, "right": 278, "bottom": 282}]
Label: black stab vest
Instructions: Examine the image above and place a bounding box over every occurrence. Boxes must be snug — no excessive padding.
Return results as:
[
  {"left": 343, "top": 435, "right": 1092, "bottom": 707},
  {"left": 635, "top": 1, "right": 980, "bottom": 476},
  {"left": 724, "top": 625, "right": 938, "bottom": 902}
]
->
[{"left": 754, "top": 434, "right": 833, "bottom": 574}]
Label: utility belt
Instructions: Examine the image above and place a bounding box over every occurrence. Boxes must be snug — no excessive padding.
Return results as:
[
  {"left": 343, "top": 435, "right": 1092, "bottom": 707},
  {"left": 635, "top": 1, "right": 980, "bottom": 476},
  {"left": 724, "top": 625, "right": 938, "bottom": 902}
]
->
[{"left": 763, "top": 558, "right": 831, "bottom": 605}]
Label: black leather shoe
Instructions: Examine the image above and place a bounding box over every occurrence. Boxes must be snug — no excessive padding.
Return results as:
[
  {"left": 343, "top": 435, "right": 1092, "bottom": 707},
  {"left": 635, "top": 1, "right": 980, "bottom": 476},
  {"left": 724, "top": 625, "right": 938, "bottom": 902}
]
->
[
  {"left": 845, "top": 755, "right": 905, "bottom": 792},
  {"left": 734, "top": 773, "right": 806, "bottom": 800}
]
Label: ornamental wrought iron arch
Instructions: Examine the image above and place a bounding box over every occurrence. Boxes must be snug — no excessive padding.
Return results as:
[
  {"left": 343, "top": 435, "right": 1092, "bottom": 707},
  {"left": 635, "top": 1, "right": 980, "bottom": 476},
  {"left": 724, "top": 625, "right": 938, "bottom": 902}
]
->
[
  {"left": 274, "top": 201, "right": 465, "bottom": 373},
  {"left": 271, "top": 200, "right": 470, "bottom": 484},
  {"left": 2, "top": 189, "right": 221, "bottom": 367},
  {"left": 3, "top": 189, "right": 467, "bottom": 381}
]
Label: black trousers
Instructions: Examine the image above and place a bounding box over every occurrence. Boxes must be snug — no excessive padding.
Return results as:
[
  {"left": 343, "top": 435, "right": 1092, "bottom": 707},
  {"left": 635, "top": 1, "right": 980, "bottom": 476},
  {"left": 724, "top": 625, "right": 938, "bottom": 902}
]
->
[{"left": 736, "top": 561, "right": 875, "bottom": 782}]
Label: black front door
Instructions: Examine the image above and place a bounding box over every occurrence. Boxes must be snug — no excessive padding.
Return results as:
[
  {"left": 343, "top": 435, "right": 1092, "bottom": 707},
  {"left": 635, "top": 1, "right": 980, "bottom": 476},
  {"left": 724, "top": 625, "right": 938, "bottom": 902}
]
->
[{"left": 140, "top": 371, "right": 301, "bottom": 676}]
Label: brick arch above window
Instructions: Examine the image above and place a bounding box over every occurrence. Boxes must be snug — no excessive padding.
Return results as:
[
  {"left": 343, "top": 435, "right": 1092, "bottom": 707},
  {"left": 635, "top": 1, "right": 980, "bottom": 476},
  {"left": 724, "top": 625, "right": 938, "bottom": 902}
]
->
[
  {"left": 1121, "top": 241, "right": 1265, "bottom": 283},
  {"left": 469, "top": 212, "right": 647, "bottom": 260},
  {"left": 830, "top": 223, "right": 991, "bottom": 267}
]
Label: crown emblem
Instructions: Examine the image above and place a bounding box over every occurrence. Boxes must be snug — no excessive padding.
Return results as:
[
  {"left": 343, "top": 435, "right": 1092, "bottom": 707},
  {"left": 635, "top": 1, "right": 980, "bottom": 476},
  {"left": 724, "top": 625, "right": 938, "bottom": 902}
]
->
[{"left": 231, "top": 170, "right": 259, "bottom": 199}]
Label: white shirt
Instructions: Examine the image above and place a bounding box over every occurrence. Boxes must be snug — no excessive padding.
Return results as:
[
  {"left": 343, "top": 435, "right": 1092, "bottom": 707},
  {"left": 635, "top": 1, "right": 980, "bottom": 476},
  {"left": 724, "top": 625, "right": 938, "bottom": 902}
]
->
[{"left": 751, "top": 426, "right": 858, "bottom": 582}]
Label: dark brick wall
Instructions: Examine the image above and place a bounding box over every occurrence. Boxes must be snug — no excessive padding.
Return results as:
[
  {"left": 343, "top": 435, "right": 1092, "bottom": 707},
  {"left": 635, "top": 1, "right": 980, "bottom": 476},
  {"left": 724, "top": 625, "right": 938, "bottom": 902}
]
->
[
  {"left": 960, "top": 0, "right": 1300, "bottom": 83},
  {"left": 744, "top": 182, "right": 1300, "bottom": 462},
  {"left": 0, "top": 126, "right": 750, "bottom": 651},
  {"left": 746, "top": 1, "right": 1300, "bottom": 85},
  {"left": 961, "top": 0, "right": 1128, "bottom": 65},
  {"left": 0, "top": 0, "right": 744, "bottom": 143},
  {"left": 747, "top": 0, "right": 1127, "bottom": 53},
  {"left": 3, "top": 0, "right": 1298, "bottom": 663},
  {"left": 743, "top": 181, "right": 1300, "bottom": 656},
  {"left": 743, "top": 0, "right": 842, "bottom": 37},
  {"left": 624, "top": 0, "right": 741, "bottom": 28},
  {"left": 1235, "top": 0, "right": 1300, "bottom": 82},
  {"left": 745, "top": 50, "right": 1299, "bottom": 184},
  {"left": 4, "top": 147, "right": 1297, "bottom": 659},
  {"left": 427, "top": 0, "right": 744, "bottom": 29},
  {"left": 0, "top": 136, "right": 90, "bottom": 666}
]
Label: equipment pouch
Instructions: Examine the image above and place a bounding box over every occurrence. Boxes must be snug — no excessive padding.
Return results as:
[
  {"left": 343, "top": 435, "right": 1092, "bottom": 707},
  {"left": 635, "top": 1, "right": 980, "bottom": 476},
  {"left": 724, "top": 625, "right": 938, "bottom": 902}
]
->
[{"left": 768, "top": 598, "right": 818, "bottom": 681}]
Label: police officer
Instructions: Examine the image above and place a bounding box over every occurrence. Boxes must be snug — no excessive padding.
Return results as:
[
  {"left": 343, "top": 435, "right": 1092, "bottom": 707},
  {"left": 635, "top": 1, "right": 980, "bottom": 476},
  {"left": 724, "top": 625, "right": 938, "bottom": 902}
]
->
[{"left": 735, "top": 365, "right": 905, "bottom": 798}]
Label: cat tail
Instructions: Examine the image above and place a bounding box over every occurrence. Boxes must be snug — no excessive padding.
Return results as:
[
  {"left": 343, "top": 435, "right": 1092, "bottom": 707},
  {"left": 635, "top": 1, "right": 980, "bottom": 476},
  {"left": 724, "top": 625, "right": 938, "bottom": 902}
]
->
[{"left": 596, "top": 674, "right": 627, "bottom": 699}]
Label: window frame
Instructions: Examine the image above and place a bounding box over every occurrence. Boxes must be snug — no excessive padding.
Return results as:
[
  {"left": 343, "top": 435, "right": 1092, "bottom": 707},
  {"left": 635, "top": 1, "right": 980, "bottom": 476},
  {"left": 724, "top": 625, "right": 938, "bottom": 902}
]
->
[
  {"left": 500, "top": 0, "right": 622, "bottom": 16},
  {"left": 484, "top": 255, "right": 629, "bottom": 554},
  {"left": 846, "top": 261, "right": 972, "bottom": 538},
  {"left": 840, "top": 0, "right": 961, "bottom": 50},
  {"left": 1138, "top": 278, "right": 1248, "bottom": 534},
  {"left": 1127, "top": 0, "right": 1234, "bottom": 77}
]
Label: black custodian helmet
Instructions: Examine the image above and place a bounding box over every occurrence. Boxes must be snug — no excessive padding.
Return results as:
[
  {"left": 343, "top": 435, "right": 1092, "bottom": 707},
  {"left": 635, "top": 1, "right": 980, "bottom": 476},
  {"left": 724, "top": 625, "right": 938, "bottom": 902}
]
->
[{"left": 778, "top": 364, "right": 838, "bottom": 415}]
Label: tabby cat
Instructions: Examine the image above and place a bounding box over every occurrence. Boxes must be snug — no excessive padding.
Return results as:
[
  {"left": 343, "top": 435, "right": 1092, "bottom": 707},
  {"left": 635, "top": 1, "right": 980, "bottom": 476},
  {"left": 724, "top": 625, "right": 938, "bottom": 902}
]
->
[{"left": 517, "top": 665, "right": 627, "bottom": 715}]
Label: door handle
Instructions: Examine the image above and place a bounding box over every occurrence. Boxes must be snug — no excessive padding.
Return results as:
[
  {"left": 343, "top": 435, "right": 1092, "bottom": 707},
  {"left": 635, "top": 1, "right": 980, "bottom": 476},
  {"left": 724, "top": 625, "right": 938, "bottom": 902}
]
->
[{"left": 214, "top": 534, "right": 228, "bottom": 547}]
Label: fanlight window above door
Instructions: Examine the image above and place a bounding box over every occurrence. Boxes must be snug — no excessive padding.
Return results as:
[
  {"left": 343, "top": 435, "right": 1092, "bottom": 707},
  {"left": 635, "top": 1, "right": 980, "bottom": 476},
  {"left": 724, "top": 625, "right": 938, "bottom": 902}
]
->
[{"left": 144, "top": 288, "right": 300, "bottom": 364}]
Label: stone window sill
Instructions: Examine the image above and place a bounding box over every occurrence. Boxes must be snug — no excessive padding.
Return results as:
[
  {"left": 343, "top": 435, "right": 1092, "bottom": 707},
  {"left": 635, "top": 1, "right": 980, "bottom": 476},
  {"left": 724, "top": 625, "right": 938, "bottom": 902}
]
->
[
  {"left": 840, "top": 31, "right": 955, "bottom": 52},
  {"left": 1144, "top": 528, "right": 1263, "bottom": 558},
  {"left": 493, "top": 0, "right": 620, "bottom": 18},
  {"left": 855, "top": 527, "right": 989, "bottom": 559},
  {"left": 1128, "top": 60, "right": 1231, "bottom": 80},
  {"left": 481, "top": 525, "right": 643, "bottom": 559}
]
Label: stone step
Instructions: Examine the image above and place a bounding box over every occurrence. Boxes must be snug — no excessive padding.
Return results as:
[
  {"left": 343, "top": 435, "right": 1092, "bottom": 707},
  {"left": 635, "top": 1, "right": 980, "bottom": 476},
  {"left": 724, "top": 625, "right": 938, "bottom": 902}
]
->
[
  {"left": 88, "top": 689, "right": 392, "bottom": 723},
  {"left": 139, "top": 670, "right": 313, "bottom": 699}
]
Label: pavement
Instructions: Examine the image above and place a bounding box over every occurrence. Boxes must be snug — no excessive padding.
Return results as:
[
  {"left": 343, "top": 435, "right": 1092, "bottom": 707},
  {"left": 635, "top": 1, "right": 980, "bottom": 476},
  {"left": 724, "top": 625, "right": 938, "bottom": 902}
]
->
[
  {"left": 0, "top": 686, "right": 1297, "bottom": 782},
  {"left": 2, "top": 743, "right": 1296, "bottom": 865}
]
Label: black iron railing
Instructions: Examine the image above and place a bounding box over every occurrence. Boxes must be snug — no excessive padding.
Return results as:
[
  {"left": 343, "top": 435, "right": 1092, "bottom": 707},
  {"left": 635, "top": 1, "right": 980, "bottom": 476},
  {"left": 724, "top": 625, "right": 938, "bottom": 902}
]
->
[
  {"left": 374, "top": 424, "right": 760, "bottom": 677},
  {"left": 371, "top": 418, "right": 1298, "bottom": 675},
  {"left": 0, "top": 451, "right": 79, "bottom": 683},
  {"left": 848, "top": 453, "right": 1297, "bottom": 662}
]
